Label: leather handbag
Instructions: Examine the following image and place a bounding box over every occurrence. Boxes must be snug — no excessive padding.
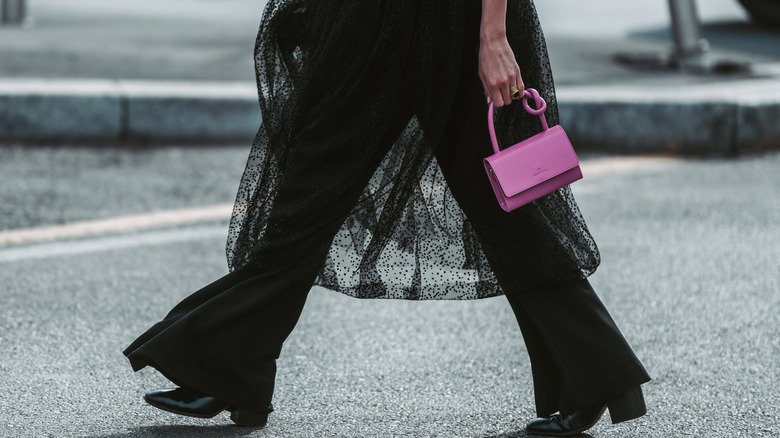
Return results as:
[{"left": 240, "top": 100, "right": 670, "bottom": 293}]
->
[{"left": 484, "top": 88, "right": 582, "bottom": 212}]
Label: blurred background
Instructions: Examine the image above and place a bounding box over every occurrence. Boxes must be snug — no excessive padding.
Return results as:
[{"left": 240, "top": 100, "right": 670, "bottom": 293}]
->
[
  {"left": 0, "top": 0, "right": 261, "bottom": 81},
  {"left": 1, "top": 0, "right": 779, "bottom": 81},
  {"left": 1, "top": 1, "right": 779, "bottom": 437}
]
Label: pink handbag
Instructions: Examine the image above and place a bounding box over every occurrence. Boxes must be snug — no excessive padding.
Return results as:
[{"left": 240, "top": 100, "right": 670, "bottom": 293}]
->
[{"left": 484, "top": 88, "right": 582, "bottom": 212}]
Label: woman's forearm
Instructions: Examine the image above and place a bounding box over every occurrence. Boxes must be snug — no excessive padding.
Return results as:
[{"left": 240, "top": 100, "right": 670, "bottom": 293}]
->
[
  {"left": 480, "top": 0, "right": 508, "bottom": 42},
  {"left": 479, "top": 0, "right": 521, "bottom": 107}
]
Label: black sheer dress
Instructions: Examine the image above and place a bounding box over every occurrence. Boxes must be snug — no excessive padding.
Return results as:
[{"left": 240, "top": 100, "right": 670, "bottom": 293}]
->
[
  {"left": 224, "top": 0, "right": 600, "bottom": 300},
  {"left": 125, "top": 0, "right": 649, "bottom": 422}
]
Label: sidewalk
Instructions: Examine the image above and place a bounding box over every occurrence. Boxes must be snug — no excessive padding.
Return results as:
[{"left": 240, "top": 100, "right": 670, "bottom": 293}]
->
[{"left": 1, "top": 0, "right": 779, "bottom": 154}]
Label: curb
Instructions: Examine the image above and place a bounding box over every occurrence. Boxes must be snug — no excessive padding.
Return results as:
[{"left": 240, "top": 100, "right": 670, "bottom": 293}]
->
[
  {"left": 557, "top": 80, "right": 780, "bottom": 156},
  {"left": 1, "top": 79, "right": 780, "bottom": 155},
  {"left": 0, "top": 80, "right": 260, "bottom": 145}
]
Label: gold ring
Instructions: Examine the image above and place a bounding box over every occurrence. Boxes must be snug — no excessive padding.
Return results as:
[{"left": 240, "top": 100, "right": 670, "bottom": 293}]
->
[{"left": 510, "top": 85, "right": 522, "bottom": 100}]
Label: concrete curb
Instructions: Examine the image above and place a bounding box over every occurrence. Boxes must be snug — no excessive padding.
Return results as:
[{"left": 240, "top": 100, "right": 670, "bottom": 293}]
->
[
  {"left": 557, "top": 79, "right": 780, "bottom": 156},
  {"left": 1, "top": 78, "right": 780, "bottom": 154},
  {"left": 0, "top": 79, "right": 260, "bottom": 144}
]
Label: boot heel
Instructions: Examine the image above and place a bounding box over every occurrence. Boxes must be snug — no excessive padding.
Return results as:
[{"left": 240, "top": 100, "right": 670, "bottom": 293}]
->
[
  {"left": 607, "top": 386, "right": 647, "bottom": 424},
  {"left": 230, "top": 409, "right": 270, "bottom": 427}
]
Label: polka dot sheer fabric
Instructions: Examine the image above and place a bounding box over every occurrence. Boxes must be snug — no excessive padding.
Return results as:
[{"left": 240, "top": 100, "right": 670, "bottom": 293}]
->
[{"left": 226, "top": 0, "right": 600, "bottom": 300}]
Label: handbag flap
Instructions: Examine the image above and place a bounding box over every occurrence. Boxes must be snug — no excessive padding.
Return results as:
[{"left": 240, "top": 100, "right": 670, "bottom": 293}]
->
[{"left": 485, "top": 126, "right": 579, "bottom": 198}]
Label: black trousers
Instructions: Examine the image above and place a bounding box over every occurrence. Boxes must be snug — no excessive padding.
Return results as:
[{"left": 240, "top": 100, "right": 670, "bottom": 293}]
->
[
  {"left": 124, "top": 79, "right": 651, "bottom": 418},
  {"left": 124, "top": 262, "right": 649, "bottom": 420}
]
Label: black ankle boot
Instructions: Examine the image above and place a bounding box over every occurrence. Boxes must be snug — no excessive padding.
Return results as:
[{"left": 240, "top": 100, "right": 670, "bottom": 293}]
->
[
  {"left": 144, "top": 387, "right": 273, "bottom": 427},
  {"left": 526, "top": 385, "right": 647, "bottom": 436},
  {"left": 526, "top": 404, "right": 607, "bottom": 437}
]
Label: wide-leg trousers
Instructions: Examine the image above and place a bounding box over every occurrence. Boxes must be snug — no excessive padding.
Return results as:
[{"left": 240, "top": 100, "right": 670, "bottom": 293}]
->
[
  {"left": 124, "top": 0, "right": 650, "bottom": 419},
  {"left": 125, "top": 76, "right": 650, "bottom": 422}
]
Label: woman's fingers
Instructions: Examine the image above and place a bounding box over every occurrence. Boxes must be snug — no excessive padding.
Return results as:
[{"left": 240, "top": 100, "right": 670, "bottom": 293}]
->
[
  {"left": 515, "top": 66, "right": 525, "bottom": 99},
  {"left": 500, "top": 82, "right": 513, "bottom": 107},
  {"left": 489, "top": 75, "right": 514, "bottom": 107},
  {"left": 492, "top": 87, "right": 506, "bottom": 107},
  {"left": 478, "top": 39, "right": 524, "bottom": 107},
  {"left": 479, "top": 72, "right": 492, "bottom": 104},
  {"left": 485, "top": 79, "right": 505, "bottom": 107}
]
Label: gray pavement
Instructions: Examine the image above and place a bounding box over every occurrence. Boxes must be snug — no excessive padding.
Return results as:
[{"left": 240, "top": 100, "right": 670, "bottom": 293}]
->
[
  {"left": 0, "top": 148, "right": 779, "bottom": 437},
  {"left": 1, "top": 0, "right": 780, "bottom": 152},
  {"left": 0, "top": 145, "right": 247, "bottom": 229}
]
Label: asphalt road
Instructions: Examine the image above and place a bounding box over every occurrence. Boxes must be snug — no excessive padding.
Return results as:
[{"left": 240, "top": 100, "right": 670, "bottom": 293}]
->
[{"left": 0, "top": 147, "right": 778, "bottom": 437}]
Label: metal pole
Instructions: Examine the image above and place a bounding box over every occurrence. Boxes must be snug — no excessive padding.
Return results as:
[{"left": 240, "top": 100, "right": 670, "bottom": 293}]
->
[
  {"left": 614, "top": 0, "right": 750, "bottom": 75},
  {"left": 1, "top": 0, "right": 27, "bottom": 25},
  {"left": 667, "top": 0, "right": 709, "bottom": 59}
]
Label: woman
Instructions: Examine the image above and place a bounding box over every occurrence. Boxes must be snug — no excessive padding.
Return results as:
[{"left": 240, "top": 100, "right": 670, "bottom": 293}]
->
[{"left": 124, "top": 0, "right": 651, "bottom": 435}]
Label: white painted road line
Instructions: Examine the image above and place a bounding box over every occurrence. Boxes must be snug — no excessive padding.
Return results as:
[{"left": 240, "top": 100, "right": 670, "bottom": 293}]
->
[
  {"left": 0, "top": 155, "right": 676, "bottom": 253},
  {"left": 0, "top": 225, "right": 226, "bottom": 264},
  {"left": 0, "top": 79, "right": 258, "bottom": 99},
  {"left": 580, "top": 155, "right": 678, "bottom": 178},
  {"left": 0, "top": 203, "right": 233, "bottom": 247}
]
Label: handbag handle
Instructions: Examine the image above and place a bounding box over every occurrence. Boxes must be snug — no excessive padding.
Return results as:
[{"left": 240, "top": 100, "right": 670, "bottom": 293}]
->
[{"left": 487, "top": 88, "right": 549, "bottom": 154}]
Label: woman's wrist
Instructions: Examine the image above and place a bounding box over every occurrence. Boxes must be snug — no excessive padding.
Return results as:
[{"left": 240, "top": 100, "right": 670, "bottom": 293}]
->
[
  {"left": 480, "top": 27, "right": 507, "bottom": 43},
  {"left": 480, "top": 0, "right": 508, "bottom": 42}
]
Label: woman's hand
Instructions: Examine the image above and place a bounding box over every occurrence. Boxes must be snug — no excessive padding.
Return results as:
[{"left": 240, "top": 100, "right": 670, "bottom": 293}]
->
[{"left": 479, "top": 0, "right": 524, "bottom": 107}]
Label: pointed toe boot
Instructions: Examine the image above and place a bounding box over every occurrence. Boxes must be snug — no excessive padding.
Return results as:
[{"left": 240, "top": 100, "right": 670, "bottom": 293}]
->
[
  {"left": 144, "top": 387, "right": 272, "bottom": 427},
  {"left": 526, "top": 404, "right": 607, "bottom": 437}
]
